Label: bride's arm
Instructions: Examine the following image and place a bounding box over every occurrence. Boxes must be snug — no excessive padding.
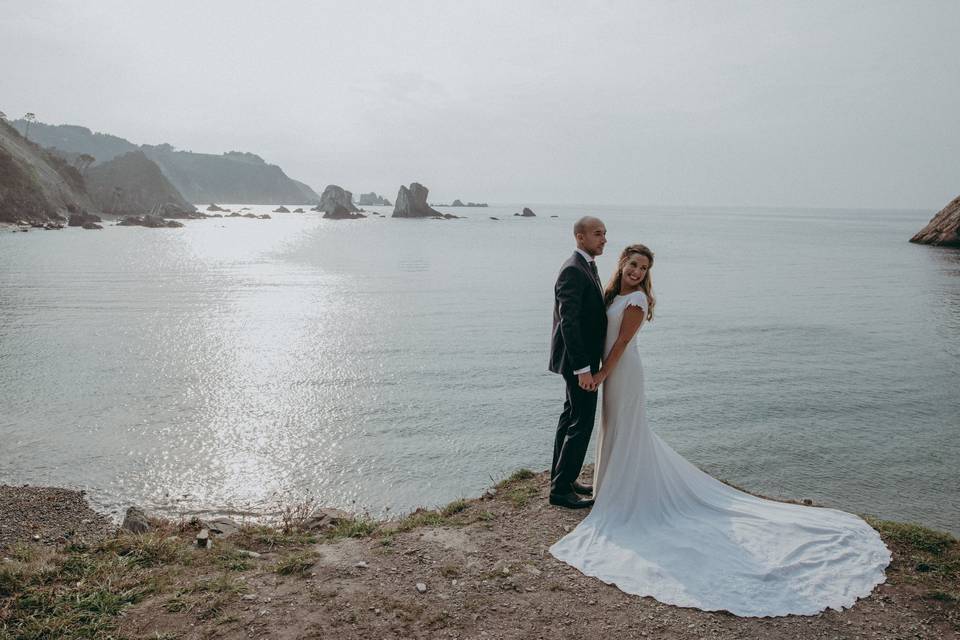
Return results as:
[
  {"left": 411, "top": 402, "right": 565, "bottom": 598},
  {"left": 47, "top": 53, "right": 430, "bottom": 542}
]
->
[{"left": 596, "top": 306, "right": 645, "bottom": 383}]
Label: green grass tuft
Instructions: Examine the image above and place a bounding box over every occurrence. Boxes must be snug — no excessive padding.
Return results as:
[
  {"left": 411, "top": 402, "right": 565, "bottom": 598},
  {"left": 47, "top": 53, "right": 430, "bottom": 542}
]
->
[
  {"left": 274, "top": 551, "right": 319, "bottom": 577},
  {"left": 441, "top": 499, "right": 469, "bottom": 517},
  {"left": 867, "top": 518, "right": 956, "bottom": 556}
]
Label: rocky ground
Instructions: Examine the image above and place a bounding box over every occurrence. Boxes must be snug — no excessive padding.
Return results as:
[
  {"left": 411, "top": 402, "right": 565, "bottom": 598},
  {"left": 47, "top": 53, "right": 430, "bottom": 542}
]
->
[{"left": 1, "top": 471, "right": 958, "bottom": 640}]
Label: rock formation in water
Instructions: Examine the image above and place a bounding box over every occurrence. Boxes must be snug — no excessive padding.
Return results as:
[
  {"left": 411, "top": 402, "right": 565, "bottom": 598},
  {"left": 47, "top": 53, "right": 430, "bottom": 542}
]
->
[
  {"left": 910, "top": 195, "right": 960, "bottom": 247},
  {"left": 447, "top": 199, "right": 488, "bottom": 207},
  {"left": 117, "top": 215, "right": 184, "bottom": 228},
  {"left": 0, "top": 120, "right": 97, "bottom": 224},
  {"left": 323, "top": 204, "right": 367, "bottom": 220},
  {"left": 357, "top": 192, "right": 392, "bottom": 206},
  {"left": 273, "top": 205, "right": 290, "bottom": 213},
  {"left": 85, "top": 150, "right": 195, "bottom": 217},
  {"left": 207, "top": 203, "right": 226, "bottom": 212},
  {"left": 392, "top": 183, "right": 444, "bottom": 218},
  {"left": 68, "top": 211, "right": 103, "bottom": 227},
  {"left": 313, "top": 185, "right": 359, "bottom": 214},
  {"left": 518, "top": 207, "right": 536, "bottom": 217}
]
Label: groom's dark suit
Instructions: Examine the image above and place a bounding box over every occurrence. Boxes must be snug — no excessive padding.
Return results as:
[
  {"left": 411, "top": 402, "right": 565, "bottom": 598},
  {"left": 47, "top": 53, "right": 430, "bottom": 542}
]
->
[{"left": 549, "top": 251, "right": 607, "bottom": 495}]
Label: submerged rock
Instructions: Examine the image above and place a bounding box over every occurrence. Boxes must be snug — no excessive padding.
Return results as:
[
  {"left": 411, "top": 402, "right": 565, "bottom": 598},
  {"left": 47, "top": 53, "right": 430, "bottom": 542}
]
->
[
  {"left": 323, "top": 204, "right": 366, "bottom": 220},
  {"left": 117, "top": 215, "right": 184, "bottom": 228},
  {"left": 911, "top": 194, "right": 960, "bottom": 247}
]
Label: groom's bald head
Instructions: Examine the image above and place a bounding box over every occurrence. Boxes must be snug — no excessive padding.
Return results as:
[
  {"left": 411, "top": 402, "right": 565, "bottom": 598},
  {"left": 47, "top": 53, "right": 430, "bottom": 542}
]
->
[{"left": 574, "top": 216, "right": 606, "bottom": 257}]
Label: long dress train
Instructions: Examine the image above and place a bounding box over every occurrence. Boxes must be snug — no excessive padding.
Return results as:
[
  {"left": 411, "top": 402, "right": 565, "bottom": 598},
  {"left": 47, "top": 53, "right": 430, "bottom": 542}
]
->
[{"left": 549, "top": 291, "right": 890, "bottom": 617}]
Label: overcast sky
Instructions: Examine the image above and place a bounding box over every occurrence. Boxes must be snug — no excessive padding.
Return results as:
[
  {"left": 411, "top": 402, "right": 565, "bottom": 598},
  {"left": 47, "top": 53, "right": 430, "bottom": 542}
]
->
[{"left": 2, "top": 1, "right": 958, "bottom": 209}]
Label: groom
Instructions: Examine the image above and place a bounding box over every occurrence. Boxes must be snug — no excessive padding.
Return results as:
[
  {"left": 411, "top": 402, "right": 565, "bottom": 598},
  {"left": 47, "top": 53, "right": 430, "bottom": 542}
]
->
[{"left": 548, "top": 216, "right": 607, "bottom": 509}]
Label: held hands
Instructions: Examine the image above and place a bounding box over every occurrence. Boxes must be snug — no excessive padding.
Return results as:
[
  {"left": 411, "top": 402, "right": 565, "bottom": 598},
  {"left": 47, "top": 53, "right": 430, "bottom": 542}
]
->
[{"left": 577, "top": 370, "right": 607, "bottom": 392}]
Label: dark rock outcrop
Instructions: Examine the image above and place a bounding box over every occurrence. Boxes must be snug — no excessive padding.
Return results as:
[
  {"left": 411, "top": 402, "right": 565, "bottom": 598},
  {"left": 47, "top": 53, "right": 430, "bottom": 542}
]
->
[
  {"left": 357, "top": 192, "right": 392, "bottom": 206},
  {"left": 451, "top": 199, "right": 465, "bottom": 207},
  {"left": 81, "top": 222, "right": 103, "bottom": 230},
  {"left": 121, "top": 506, "right": 150, "bottom": 534},
  {"left": 314, "top": 185, "right": 359, "bottom": 214},
  {"left": 911, "top": 195, "right": 960, "bottom": 247},
  {"left": 392, "top": 183, "right": 444, "bottom": 218},
  {"left": 68, "top": 211, "right": 103, "bottom": 227},
  {"left": 85, "top": 150, "right": 195, "bottom": 217},
  {"left": 117, "top": 215, "right": 184, "bottom": 228},
  {"left": 323, "top": 204, "right": 366, "bottom": 220},
  {"left": 207, "top": 203, "right": 226, "bottom": 212},
  {"left": 273, "top": 206, "right": 290, "bottom": 213},
  {"left": 293, "top": 208, "right": 305, "bottom": 213},
  {"left": 521, "top": 207, "right": 535, "bottom": 217}
]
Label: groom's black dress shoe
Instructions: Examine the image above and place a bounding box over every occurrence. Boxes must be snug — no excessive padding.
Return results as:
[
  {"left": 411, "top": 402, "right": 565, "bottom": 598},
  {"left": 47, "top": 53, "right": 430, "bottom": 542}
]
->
[
  {"left": 573, "top": 481, "right": 593, "bottom": 496},
  {"left": 549, "top": 492, "right": 595, "bottom": 509}
]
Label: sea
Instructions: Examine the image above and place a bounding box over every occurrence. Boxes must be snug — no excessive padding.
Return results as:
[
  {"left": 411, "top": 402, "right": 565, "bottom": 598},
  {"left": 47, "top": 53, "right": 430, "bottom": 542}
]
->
[{"left": 1, "top": 204, "right": 957, "bottom": 534}]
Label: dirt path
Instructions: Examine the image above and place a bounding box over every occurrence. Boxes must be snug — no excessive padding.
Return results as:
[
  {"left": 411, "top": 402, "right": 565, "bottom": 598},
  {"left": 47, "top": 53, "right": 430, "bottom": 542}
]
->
[{"left": 103, "top": 470, "right": 958, "bottom": 640}]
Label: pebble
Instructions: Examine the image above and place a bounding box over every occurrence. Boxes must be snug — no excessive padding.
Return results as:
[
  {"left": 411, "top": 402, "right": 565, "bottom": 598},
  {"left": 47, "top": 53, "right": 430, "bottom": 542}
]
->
[
  {"left": 416, "top": 582, "right": 428, "bottom": 593},
  {"left": 355, "top": 561, "right": 368, "bottom": 568}
]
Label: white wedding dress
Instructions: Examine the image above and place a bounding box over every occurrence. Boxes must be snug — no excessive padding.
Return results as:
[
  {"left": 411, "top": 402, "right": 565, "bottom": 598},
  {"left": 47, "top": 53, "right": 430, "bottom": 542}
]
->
[{"left": 549, "top": 291, "right": 890, "bottom": 617}]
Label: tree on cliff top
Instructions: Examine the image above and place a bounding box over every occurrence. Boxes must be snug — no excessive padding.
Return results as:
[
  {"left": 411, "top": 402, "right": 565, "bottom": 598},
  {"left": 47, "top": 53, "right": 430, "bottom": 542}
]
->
[{"left": 23, "top": 113, "right": 36, "bottom": 140}]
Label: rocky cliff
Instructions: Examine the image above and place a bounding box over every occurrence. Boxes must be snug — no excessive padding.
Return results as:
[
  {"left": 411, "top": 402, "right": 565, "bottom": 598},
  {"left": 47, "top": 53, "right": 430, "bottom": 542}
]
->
[
  {"left": 142, "top": 146, "right": 320, "bottom": 205},
  {"left": 357, "top": 192, "right": 391, "bottom": 206},
  {"left": 0, "top": 120, "right": 98, "bottom": 224},
  {"left": 10, "top": 120, "right": 320, "bottom": 206},
  {"left": 85, "top": 151, "right": 196, "bottom": 216},
  {"left": 910, "top": 195, "right": 960, "bottom": 247}
]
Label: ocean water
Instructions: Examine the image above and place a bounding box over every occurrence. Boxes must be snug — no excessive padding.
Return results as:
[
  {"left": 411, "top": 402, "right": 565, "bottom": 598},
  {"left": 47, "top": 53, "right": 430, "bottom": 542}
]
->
[{"left": 1, "top": 204, "right": 957, "bottom": 534}]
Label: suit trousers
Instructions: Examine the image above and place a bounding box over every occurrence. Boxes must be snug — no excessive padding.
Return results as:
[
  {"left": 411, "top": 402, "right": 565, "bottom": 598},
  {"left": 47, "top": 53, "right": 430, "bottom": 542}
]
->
[{"left": 551, "top": 372, "right": 598, "bottom": 494}]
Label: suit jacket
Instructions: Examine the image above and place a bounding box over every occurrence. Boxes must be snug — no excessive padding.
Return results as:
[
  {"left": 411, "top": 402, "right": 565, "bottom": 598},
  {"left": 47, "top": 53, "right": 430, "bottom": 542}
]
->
[{"left": 549, "top": 251, "right": 608, "bottom": 376}]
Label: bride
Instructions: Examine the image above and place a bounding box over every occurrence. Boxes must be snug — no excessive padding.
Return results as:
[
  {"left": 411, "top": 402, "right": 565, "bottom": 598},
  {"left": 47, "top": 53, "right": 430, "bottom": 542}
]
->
[{"left": 549, "top": 244, "right": 891, "bottom": 617}]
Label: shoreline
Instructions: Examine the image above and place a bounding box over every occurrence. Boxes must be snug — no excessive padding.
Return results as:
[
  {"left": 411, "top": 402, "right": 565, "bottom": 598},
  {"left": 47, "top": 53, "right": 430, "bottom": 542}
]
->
[{"left": 2, "top": 471, "right": 957, "bottom": 639}]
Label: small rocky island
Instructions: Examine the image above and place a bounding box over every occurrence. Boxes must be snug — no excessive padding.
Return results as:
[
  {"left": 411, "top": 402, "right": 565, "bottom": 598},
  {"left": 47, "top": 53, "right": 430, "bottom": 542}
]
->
[
  {"left": 393, "top": 183, "right": 462, "bottom": 219},
  {"left": 911, "top": 194, "right": 960, "bottom": 247},
  {"left": 314, "top": 185, "right": 366, "bottom": 219},
  {"left": 357, "top": 192, "right": 391, "bottom": 206}
]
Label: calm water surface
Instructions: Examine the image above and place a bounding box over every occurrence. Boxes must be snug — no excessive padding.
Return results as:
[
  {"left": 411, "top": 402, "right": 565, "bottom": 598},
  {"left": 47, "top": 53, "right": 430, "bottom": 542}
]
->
[{"left": 1, "top": 204, "right": 957, "bottom": 533}]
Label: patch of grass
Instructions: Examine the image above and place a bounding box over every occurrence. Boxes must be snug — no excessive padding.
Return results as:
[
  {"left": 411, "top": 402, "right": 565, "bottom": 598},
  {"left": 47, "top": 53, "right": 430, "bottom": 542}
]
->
[
  {"left": 326, "top": 516, "right": 379, "bottom": 539},
  {"left": 506, "top": 484, "right": 539, "bottom": 508},
  {"left": 496, "top": 468, "right": 535, "bottom": 489},
  {"left": 233, "top": 524, "right": 317, "bottom": 550},
  {"left": 187, "top": 572, "right": 248, "bottom": 595},
  {"left": 867, "top": 519, "right": 956, "bottom": 556},
  {"left": 394, "top": 509, "right": 446, "bottom": 532},
  {"left": 441, "top": 499, "right": 469, "bottom": 517},
  {"left": 213, "top": 546, "right": 253, "bottom": 572},
  {"left": 274, "top": 551, "right": 319, "bottom": 577},
  {"left": 926, "top": 590, "right": 958, "bottom": 603},
  {"left": 98, "top": 532, "right": 189, "bottom": 567}
]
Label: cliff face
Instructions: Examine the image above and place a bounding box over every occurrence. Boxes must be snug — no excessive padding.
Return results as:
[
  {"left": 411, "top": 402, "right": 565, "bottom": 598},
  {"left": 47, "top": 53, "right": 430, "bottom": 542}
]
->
[
  {"left": 142, "top": 147, "right": 320, "bottom": 205},
  {"left": 0, "top": 120, "right": 97, "bottom": 223},
  {"left": 85, "top": 151, "right": 196, "bottom": 215},
  {"left": 9, "top": 120, "right": 137, "bottom": 164},
  {"left": 10, "top": 121, "right": 320, "bottom": 206},
  {"left": 910, "top": 195, "right": 960, "bottom": 247}
]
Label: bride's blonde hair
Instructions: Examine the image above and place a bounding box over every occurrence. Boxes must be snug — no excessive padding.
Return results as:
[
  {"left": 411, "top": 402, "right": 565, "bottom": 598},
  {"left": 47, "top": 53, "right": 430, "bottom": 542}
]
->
[{"left": 603, "top": 244, "right": 656, "bottom": 320}]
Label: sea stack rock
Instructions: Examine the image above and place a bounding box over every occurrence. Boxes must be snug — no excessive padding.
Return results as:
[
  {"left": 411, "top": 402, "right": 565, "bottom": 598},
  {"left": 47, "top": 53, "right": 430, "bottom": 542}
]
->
[
  {"left": 392, "top": 183, "right": 443, "bottom": 218},
  {"left": 315, "top": 185, "right": 359, "bottom": 214},
  {"left": 357, "top": 192, "right": 392, "bottom": 206},
  {"left": 521, "top": 207, "right": 536, "bottom": 217},
  {"left": 273, "top": 205, "right": 290, "bottom": 213},
  {"left": 910, "top": 194, "right": 960, "bottom": 247}
]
